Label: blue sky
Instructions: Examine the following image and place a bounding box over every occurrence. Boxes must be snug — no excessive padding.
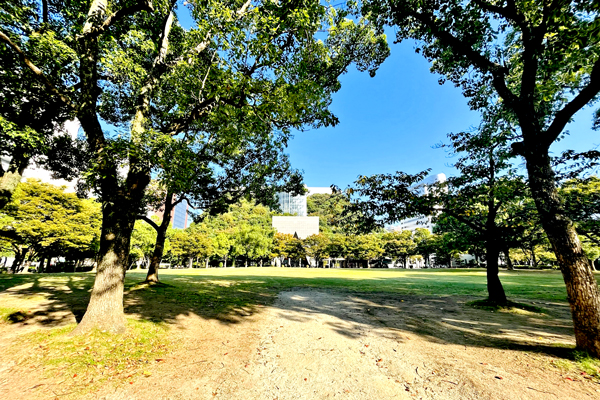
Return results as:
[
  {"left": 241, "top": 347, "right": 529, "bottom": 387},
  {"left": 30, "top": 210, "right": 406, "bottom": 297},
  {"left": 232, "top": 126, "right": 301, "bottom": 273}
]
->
[
  {"left": 176, "top": 5, "right": 599, "bottom": 189},
  {"left": 288, "top": 39, "right": 599, "bottom": 188}
]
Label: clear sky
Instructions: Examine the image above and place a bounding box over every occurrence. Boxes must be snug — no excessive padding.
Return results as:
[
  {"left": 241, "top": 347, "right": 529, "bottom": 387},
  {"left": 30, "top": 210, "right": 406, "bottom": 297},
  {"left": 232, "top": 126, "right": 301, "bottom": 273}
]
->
[
  {"left": 287, "top": 38, "right": 599, "bottom": 189},
  {"left": 176, "top": 6, "right": 599, "bottom": 189}
]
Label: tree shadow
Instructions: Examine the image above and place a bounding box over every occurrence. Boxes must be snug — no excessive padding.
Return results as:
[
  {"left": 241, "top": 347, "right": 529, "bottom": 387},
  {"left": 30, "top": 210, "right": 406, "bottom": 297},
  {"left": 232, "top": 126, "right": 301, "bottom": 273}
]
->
[{"left": 0, "top": 270, "right": 578, "bottom": 360}]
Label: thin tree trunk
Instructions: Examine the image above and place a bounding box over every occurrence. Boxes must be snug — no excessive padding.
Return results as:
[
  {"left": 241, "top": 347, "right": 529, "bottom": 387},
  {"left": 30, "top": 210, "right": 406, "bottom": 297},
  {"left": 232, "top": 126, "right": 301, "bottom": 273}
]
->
[
  {"left": 503, "top": 247, "right": 514, "bottom": 271},
  {"left": 486, "top": 241, "right": 507, "bottom": 304},
  {"left": 11, "top": 248, "right": 28, "bottom": 274},
  {"left": 145, "top": 192, "right": 176, "bottom": 283}
]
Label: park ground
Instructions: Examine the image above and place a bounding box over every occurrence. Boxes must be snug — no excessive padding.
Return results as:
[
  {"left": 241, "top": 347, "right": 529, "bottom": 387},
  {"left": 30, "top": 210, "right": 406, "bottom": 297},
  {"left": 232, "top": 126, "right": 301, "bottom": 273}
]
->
[{"left": 0, "top": 268, "right": 599, "bottom": 399}]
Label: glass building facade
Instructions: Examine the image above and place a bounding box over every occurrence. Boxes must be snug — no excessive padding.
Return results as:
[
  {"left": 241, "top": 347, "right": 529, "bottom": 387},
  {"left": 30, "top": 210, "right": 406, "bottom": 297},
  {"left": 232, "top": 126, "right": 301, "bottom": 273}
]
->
[
  {"left": 278, "top": 192, "right": 307, "bottom": 216},
  {"left": 172, "top": 202, "right": 188, "bottom": 229}
]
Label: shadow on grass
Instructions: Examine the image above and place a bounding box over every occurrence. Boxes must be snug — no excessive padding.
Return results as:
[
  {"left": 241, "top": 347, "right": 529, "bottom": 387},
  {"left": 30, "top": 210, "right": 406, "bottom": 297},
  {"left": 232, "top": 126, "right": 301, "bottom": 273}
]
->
[{"left": 0, "top": 269, "right": 578, "bottom": 360}]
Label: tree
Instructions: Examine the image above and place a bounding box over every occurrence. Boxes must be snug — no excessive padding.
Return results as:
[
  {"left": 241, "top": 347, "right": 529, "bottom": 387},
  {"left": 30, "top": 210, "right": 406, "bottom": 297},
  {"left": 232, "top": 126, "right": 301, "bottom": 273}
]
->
[
  {"left": 288, "top": 237, "right": 307, "bottom": 267},
  {"left": 0, "top": 0, "right": 77, "bottom": 209},
  {"left": 381, "top": 230, "right": 415, "bottom": 268},
  {"left": 347, "top": 234, "right": 384, "bottom": 268},
  {"left": 361, "top": 0, "right": 600, "bottom": 354},
  {"left": 326, "top": 233, "right": 349, "bottom": 268},
  {"left": 303, "top": 234, "right": 331, "bottom": 267},
  {"left": 345, "top": 122, "right": 535, "bottom": 302},
  {"left": 169, "top": 227, "right": 213, "bottom": 268},
  {"left": 561, "top": 177, "right": 600, "bottom": 246},
  {"left": 307, "top": 192, "right": 351, "bottom": 234},
  {"left": 271, "top": 233, "right": 296, "bottom": 267},
  {"left": 139, "top": 118, "right": 306, "bottom": 282},
  {"left": 1, "top": 1, "right": 388, "bottom": 333},
  {"left": 130, "top": 218, "right": 160, "bottom": 269},
  {"left": 0, "top": 179, "right": 101, "bottom": 272}
]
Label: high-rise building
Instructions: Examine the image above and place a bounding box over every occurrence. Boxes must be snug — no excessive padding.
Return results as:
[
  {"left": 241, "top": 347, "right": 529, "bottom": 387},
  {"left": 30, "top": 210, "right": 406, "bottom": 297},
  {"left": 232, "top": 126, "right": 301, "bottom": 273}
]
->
[
  {"left": 278, "top": 191, "right": 308, "bottom": 216},
  {"left": 171, "top": 201, "right": 189, "bottom": 229},
  {"left": 277, "top": 186, "right": 333, "bottom": 216}
]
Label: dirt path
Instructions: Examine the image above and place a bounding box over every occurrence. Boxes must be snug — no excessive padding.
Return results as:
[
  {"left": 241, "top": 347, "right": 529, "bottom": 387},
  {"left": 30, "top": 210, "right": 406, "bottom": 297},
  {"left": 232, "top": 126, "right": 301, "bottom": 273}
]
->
[
  {"left": 2, "top": 289, "right": 600, "bottom": 399},
  {"left": 94, "top": 290, "right": 598, "bottom": 400}
]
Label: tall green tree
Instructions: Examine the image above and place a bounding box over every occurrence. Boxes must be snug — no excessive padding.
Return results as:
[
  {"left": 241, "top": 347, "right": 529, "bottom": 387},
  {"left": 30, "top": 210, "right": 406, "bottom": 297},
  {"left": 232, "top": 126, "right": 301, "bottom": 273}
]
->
[
  {"left": 0, "top": 179, "right": 101, "bottom": 272},
  {"left": 303, "top": 233, "right": 331, "bottom": 267},
  {"left": 1, "top": 1, "right": 388, "bottom": 333},
  {"left": 307, "top": 192, "right": 351, "bottom": 234},
  {"left": 347, "top": 234, "right": 384, "bottom": 268},
  {"left": 271, "top": 232, "right": 296, "bottom": 267},
  {"left": 381, "top": 230, "right": 415, "bottom": 268},
  {"left": 361, "top": 0, "right": 600, "bottom": 354}
]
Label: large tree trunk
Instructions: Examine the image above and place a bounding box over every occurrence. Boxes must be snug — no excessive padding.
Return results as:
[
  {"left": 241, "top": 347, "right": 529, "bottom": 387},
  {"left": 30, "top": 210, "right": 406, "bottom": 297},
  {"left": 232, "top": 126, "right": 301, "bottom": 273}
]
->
[
  {"left": 525, "top": 150, "right": 600, "bottom": 357},
  {"left": 485, "top": 239, "right": 507, "bottom": 304},
  {"left": 72, "top": 200, "right": 137, "bottom": 334},
  {"left": 145, "top": 192, "right": 176, "bottom": 283}
]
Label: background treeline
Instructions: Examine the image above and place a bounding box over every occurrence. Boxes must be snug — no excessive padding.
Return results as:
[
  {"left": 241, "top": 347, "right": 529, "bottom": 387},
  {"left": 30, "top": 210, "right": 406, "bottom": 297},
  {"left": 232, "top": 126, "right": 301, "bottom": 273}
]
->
[{"left": 2, "top": 179, "right": 598, "bottom": 273}]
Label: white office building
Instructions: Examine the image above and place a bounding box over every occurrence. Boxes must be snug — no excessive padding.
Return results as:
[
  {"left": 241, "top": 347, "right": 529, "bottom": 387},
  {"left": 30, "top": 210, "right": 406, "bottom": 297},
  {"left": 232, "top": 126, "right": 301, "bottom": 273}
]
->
[{"left": 392, "top": 173, "right": 446, "bottom": 233}]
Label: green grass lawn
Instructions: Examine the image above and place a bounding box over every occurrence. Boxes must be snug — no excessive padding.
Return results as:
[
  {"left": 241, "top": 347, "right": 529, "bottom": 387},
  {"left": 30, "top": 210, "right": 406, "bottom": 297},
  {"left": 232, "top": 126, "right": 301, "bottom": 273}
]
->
[{"left": 0, "top": 267, "right": 579, "bottom": 329}]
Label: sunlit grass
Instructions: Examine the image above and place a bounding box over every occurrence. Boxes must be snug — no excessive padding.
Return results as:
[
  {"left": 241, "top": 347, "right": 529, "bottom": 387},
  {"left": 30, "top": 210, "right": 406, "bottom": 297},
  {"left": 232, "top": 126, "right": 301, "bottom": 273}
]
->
[
  {"left": 15, "top": 319, "right": 172, "bottom": 398},
  {"left": 122, "top": 267, "right": 579, "bottom": 303},
  {"left": 0, "top": 306, "right": 22, "bottom": 322}
]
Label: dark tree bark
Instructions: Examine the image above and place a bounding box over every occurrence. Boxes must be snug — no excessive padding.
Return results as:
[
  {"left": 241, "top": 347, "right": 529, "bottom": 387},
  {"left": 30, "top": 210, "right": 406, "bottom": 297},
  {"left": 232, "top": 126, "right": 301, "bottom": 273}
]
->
[
  {"left": 503, "top": 247, "right": 514, "bottom": 271},
  {"left": 524, "top": 150, "right": 600, "bottom": 356},
  {"left": 71, "top": 195, "right": 142, "bottom": 334},
  {"left": 144, "top": 191, "right": 176, "bottom": 283},
  {"left": 10, "top": 248, "right": 28, "bottom": 274},
  {"left": 485, "top": 237, "right": 507, "bottom": 304}
]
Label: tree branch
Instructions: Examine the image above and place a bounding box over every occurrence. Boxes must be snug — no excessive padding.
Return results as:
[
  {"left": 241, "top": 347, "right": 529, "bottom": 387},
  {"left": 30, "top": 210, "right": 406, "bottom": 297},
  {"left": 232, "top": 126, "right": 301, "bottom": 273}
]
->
[
  {"left": 162, "top": 97, "right": 218, "bottom": 135},
  {"left": 138, "top": 215, "right": 160, "bottom": 231},
  {"left": 0, "top": 29, "right": 74, "bottom": 110},
  {"left": 409, "top": 11, "right": 519, "bottom": 109},
  {"left": 472, "top": 0, "right": 528, "bottom": 33},
  {"left": 545, "top": 58, "right": 600, "bottom": 146},
  {"left": 82, "top": 0, "right": 154, "bottom": 40}
]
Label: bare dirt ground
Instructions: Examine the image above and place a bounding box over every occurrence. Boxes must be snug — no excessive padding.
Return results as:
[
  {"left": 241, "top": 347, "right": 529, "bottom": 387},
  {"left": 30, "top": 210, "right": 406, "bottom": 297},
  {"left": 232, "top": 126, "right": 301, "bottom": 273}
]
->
[{"left": 2, "top": 288, "right": 600, "bottom": 399}]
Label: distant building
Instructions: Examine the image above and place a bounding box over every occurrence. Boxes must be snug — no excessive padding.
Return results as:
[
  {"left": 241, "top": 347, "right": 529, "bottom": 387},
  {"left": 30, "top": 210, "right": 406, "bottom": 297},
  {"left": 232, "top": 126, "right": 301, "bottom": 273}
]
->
[
  {"left": 171, "top": 201, "right": 189, "bottom": 229},
  {"left": 277, "top": 186, "right": 334, "bottom": 216},
  {"left": 147, "top": 196, "right": 190, "bottom": 230},
  {"left": 278, "top": 192, "right": 308, "bottom": 216},
  {"left": 391, "top": 173, "right": 446, "bottom": 233},
  {"left": 272, "top": 216, "right": 319, "bottom": 239}
]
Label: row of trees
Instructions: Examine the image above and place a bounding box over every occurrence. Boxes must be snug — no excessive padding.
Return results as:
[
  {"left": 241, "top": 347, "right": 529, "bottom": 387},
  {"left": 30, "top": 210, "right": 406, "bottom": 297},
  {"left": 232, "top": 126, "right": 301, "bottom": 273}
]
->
[{"left": 5, "top": 180, "right": 591, "bottom": 276}]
